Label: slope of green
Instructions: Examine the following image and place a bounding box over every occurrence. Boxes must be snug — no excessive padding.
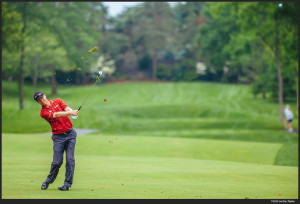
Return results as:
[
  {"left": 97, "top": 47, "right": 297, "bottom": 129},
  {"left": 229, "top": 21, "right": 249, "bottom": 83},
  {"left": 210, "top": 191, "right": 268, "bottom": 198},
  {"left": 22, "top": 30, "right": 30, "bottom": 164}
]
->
[{"left": 3, "top": 81, "right": 298, "bottom": 134}]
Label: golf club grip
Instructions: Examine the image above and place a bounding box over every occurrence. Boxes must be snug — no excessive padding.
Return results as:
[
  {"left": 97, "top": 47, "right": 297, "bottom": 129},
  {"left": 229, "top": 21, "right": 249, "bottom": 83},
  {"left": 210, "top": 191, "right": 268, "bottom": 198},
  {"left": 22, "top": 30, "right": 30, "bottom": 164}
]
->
[{"left": 78, "top": 106, "right": 82, "bottom": 111}]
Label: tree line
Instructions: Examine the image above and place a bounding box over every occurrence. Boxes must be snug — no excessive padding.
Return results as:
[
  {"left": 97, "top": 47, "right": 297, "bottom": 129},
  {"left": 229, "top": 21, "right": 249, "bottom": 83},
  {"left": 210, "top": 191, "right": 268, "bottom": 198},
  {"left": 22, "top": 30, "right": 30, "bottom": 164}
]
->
[{"left": 2, "top": 2, "right": 298, "bottom": 122}]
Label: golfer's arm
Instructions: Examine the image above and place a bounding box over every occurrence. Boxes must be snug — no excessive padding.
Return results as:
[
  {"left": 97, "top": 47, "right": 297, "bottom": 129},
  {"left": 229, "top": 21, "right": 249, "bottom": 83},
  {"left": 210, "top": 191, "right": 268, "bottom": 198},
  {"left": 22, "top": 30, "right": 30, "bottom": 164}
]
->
[
  {"left": 65, "top": 107, "right": 72, "bottom": 112},
  {"left": 53, "top": 111, "right": 73, "bottom": 118}
]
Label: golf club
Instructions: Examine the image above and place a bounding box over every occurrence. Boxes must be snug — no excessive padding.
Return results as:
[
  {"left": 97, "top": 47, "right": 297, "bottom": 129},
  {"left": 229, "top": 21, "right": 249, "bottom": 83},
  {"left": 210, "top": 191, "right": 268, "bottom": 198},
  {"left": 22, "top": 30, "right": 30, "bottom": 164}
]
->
[{"left": 71, "top": 72, "right": 101, "bottom": 119}]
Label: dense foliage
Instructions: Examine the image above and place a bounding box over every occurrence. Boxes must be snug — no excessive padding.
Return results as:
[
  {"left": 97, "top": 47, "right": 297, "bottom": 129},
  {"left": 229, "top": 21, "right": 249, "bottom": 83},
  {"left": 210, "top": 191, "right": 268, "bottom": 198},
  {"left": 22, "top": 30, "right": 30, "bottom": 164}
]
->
[{"left": 2, "top": 2, "right": 298, "bottom": 111}]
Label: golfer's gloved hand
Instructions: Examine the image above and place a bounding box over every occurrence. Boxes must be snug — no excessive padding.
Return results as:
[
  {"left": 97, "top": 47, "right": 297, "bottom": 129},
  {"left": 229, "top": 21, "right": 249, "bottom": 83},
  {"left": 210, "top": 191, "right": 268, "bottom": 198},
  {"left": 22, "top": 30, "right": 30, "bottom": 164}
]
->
[{"left": 70, "top": 110, "right": 79, "bottom": 116}]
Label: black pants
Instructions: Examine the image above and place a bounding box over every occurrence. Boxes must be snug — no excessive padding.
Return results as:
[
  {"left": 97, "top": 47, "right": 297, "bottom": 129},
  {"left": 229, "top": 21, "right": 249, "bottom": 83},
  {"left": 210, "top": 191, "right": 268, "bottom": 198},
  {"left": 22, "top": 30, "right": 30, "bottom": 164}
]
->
[{"left": 45, "top": 128, "right": 77, "bottom": 187}]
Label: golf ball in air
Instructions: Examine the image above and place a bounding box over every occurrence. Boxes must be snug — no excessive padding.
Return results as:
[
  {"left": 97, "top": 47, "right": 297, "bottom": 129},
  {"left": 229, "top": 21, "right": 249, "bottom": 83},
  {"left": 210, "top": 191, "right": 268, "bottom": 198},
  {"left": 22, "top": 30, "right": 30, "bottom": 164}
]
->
[
  {"left": 99, "top": 71, "right": 103, "bottom": 76},
  {"left": 278, "top": 3, "right": 282, "bottom": 7}
]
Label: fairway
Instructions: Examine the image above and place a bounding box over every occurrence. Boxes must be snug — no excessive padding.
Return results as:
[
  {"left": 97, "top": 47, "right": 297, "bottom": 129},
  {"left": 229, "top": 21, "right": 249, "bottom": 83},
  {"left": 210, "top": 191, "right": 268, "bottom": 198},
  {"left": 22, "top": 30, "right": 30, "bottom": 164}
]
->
[
  {"left": 2, "top": 81, "right": 298, "bottom": 199},
  {"left": 2, "top": 134, "right": 298, "bottom": 199}
]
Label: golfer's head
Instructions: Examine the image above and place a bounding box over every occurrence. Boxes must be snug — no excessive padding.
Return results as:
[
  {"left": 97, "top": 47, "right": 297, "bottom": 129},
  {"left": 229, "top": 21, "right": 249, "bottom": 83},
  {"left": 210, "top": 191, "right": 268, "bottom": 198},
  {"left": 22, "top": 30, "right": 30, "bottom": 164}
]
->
[{"left": 34, "top": 91, "right": 47, "bottom": 105}]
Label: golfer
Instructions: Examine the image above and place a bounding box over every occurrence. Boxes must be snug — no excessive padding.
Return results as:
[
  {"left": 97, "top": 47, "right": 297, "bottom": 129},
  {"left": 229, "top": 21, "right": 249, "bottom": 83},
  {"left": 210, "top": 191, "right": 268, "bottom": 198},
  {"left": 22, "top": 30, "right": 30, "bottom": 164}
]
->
[
  {"left": 34, "top": 91, "right": 79, "bottom": 191},
  {"left": 284, "top": 105, "right": 293, "bottom": 133}
]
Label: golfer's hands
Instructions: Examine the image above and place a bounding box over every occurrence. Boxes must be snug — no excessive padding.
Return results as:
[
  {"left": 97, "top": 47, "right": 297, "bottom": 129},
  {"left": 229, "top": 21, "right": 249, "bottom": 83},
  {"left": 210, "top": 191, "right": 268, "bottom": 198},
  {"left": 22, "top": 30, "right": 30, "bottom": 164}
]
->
[
  {"left": 69, "top": 110, "right": 79, "bottom": 116},
  {"left": 54, "top": 110, "right": 78, "bottom": 119}
]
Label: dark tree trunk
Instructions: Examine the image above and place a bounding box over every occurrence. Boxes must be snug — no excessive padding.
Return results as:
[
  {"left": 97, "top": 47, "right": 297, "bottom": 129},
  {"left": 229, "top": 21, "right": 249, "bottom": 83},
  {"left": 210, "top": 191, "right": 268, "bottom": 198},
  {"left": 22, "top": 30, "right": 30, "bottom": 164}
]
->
[
  {"left": 51, "top": 72, "right": 57, "bottom": 95},
  {"left": 152, "top": 52, "right": 157, "bottom": 79},
  {"left": 19, "top": 45, "right": 25, "bottom": 110},
  {"left": 297, "top": 72, "right": 299, "bottom": 108},
  {"left": 18, "top": 3, "right": 28, "bottom": 110},
  {"left": 33, "top": 68, "right": 38, "bottom": 92},
  {"left": 275, "top": 20, "right": 284, "bottom": 123}
]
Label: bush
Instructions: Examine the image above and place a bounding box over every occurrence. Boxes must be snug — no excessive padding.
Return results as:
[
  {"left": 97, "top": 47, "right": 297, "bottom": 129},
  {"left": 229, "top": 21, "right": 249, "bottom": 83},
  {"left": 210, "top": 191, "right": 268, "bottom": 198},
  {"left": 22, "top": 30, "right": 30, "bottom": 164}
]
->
[
  {"left": 172, "top": 64, "right": 183, "bottom": 81},
  {"left": 156, "top": 64, "right": 172, "bottom": 80},
  {"left": 181, "top": 59, "right": 197, "bottom": 81},
  {"left": 138, "top": 54, "right": 152, "bottom": 71}
]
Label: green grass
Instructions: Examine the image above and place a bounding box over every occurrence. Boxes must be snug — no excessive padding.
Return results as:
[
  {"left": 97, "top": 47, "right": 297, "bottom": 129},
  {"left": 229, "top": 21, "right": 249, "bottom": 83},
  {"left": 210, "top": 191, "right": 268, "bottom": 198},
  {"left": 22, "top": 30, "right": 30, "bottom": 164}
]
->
[
  {"left": 2, "top": 80, "right": 298, "bottom": 199},
  {"left": 2, "top": 133, "right": 297, "bottom": 199}
]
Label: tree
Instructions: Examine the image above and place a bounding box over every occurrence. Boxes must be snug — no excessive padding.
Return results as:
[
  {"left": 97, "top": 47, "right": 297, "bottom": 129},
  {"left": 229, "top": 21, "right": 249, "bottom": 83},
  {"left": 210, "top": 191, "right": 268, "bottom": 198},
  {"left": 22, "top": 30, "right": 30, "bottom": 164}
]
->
[
  {"left": 237, "top": 2, "right": 298, "bottom": 123},
  {"left": 108, "top": 6, "right": 142, "bottom": 78},
  {"left": 11, "top": 2, "right": 30, "bottom": 110},
  {"left": 277, "top": 2, "right": 298, "bottom": 106},
  {"left": 195, "top": 2, "right": 298, "bottom": 122},
  {"left": 37, "top": 2, "right": 106, "bottom": 92},
  {"left": 2, "top": 2, "right": 23, "bottom": 52},
  {"left": 6, "top": 2, "right": 108, "bottom": 99},
  {"left": 125, "top": 2, "right": 177, "bottom": 79},
  {"left": 2, "top": 2, "right": 23, "bottom": 81},
  {"left": 172, "top": 2, "right": 205, "bottom": 60},
  {"left": 24, "top": 31, "right": 69, "bottom": 92},
  {"left": 108, "top": 3, "right": 177, "bottom": 79},
  {"left": 6, "top": 2, "right": 63, "bottom": 107},
  {"left": 143, "top": 2, "right": 177, "bottom": 79},
  {"left": 196, "top": 2, "right": 240, "bottom": 82}
]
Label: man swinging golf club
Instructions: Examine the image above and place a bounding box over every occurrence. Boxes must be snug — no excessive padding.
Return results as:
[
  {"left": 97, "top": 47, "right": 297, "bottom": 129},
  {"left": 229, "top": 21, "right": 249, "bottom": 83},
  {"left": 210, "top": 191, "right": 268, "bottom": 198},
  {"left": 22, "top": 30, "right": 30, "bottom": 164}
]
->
[{"left": 34, "top": 91, "right": 79, "bottom": 191}]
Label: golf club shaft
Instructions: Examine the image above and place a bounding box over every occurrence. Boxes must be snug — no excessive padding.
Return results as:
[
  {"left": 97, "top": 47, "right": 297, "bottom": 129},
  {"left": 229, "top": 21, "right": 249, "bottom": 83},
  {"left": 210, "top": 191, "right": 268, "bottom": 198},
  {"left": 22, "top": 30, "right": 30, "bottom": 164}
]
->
[{"left": 77, "top": 80, "right": 98, "bottom": 111}]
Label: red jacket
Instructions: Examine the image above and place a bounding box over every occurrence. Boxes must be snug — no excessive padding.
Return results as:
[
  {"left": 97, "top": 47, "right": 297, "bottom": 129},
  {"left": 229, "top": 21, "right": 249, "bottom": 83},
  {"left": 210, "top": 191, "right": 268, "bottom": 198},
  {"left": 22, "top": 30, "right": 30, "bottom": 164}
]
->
[{"left": 40, "top": 98, "right": 73, "bottom": 134}]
